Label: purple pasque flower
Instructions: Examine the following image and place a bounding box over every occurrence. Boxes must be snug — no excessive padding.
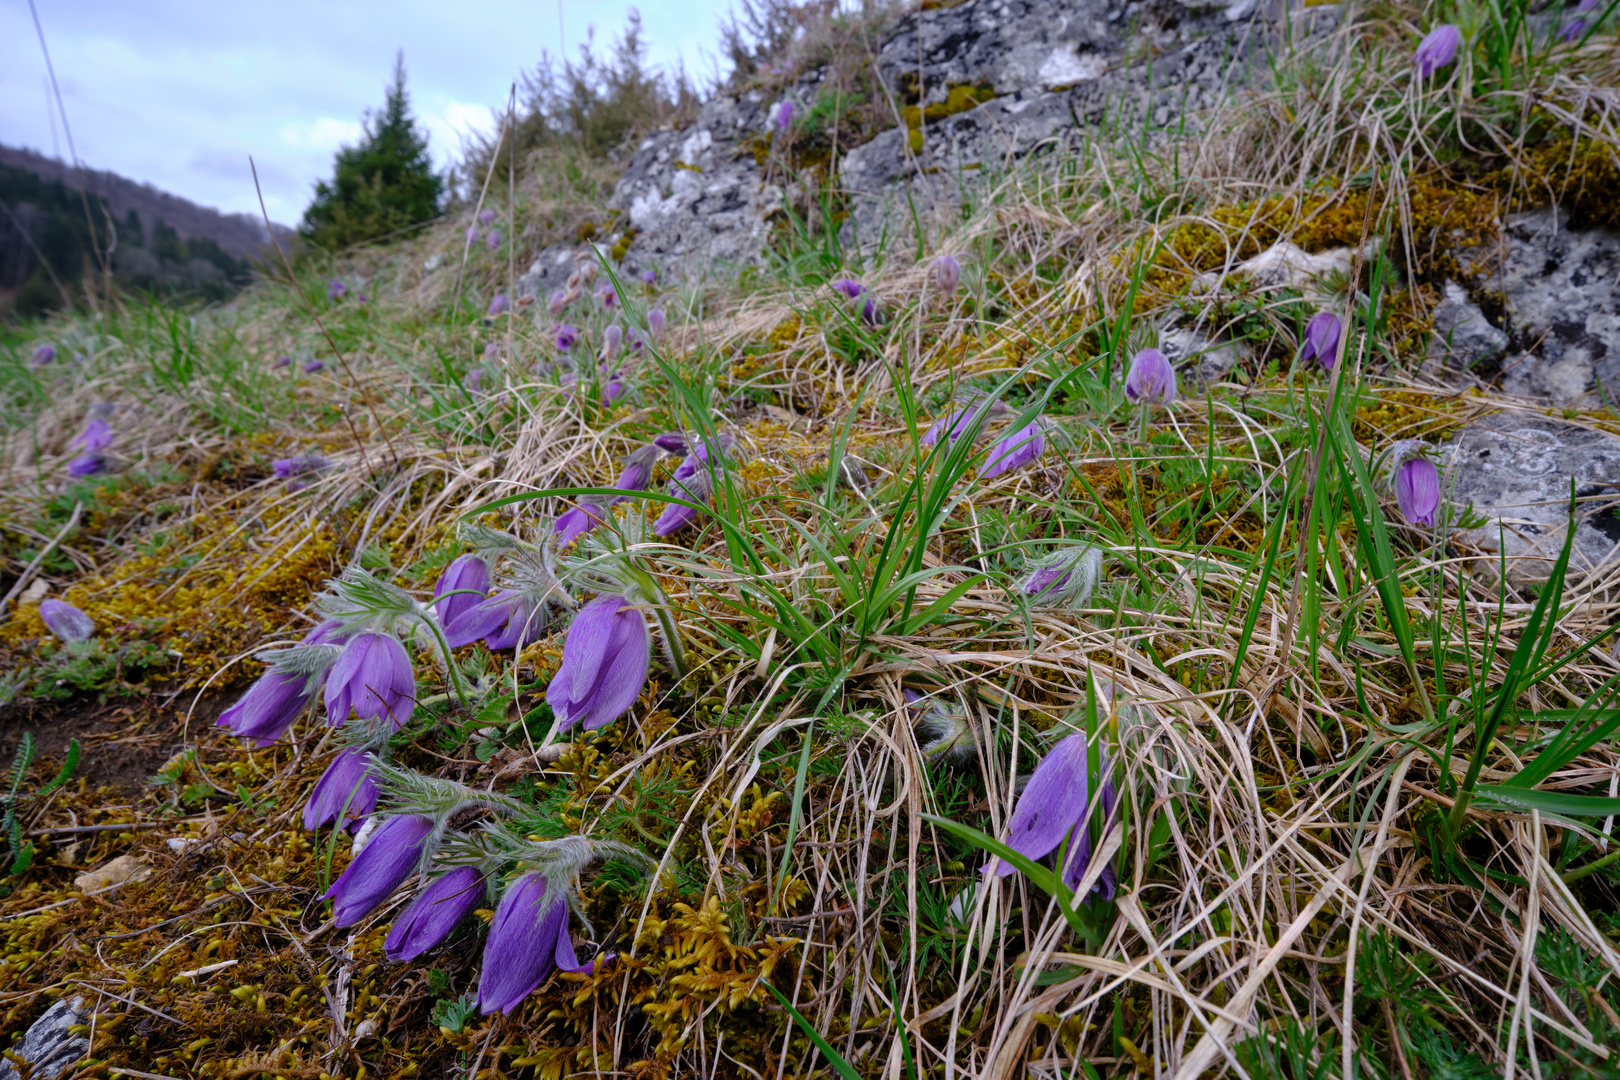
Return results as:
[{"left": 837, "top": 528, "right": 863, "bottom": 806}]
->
[
  {"left": 548, "top": 289, "right": 569, "bottom": 316},
  {"left": 1414, "top": 24, "right": 1462, "bottom": 77},
  {"left": 1395, "top": 457, "right": 1441, "bottom": 526},
  {"left": 922, "top": 398, "right": 1002, "bottom": 447},
  {"left": 1023, "top": 565, "right": 1071, "bottom": 599},
  {"left": 464, "top": 225, "right": 479, "bottom": 244},
  {"left": 386, "top": 864, "right": 486, "bottom": 962},
  {"left": 324, "top": 632, "right": 416, "bottom": 730},
  {"left": 1019, "top": 546, "right": 1104, "bottom": 609},
  {"left": 482, "top": 342, "right": 500, "bottom": 362},
  {"left": 39, "top": 599, "right": 94, "bottom": 643},
  {"left": 932, "top": 254, "right": 962, "bottom": 293},
  {"left": 215, "top": 622, "right": 344, "bottom": 745},
  {"left": 1300, "top": 312, "right": 1342, "bottom": 369},
  {"left": 546, "top": 595, "right": 650, "bottom": 733},
  {"left": 1559, "top": 16, "right": 1586, "bottom": 40},
  {"left": 328, "top": 280, "right": 347, "bottom": 301},
  {"left": 477, "top": 871, "right": 607, "bottom": 1015},
  {"left": 554, "top": 503, "right": 609, "bottom": 547},
  {"left": 602, "top": 324, "right": 623, "bottom": 358},
  {"left": 67, "top": 454, "right": 105, "bottom": 478},
  {"left": 74, "top": 417, "right": 113, "bottom": 454},
  {"left": 488, "top": 292, "right": 510, "bottom": 316},
  {"left": 302, "top": 748, "right": 379, "bottom": 832},
  {"left": 832, "top": 278, "right": 864, "bottom": 301},
  {"left": 29, "top": 344, "right": 56, "bottom": 368},
  {"left": 988, "top": 732, "right": 1118, "bottom": 900},
  {"left": 433, "top": 553, "right": 490, "bottom": 629},
  {"left": 772, "top": 100, "right": 795, "bottom": 129},
  {"left": 479, "top": 207, "right": 496, "bottom": 225},
  {"left": 598, "top": 285, "right": 617, "bottom": 310},
  {"left": 272, "top": 454, "right": 331, "bottom": 479},
  {"left": 322, "top": 813, "right": 435, "bottom": 927},
  {"left": 983, "top": 420, "right": 1047, "bottom": 478},
  {"left": 647, "top": 308, "right": 667, "bottom": 338},
  {"left": 485, "top": 229, "right": 501, "bottom": 250},
  {"left": 602, "top": 375, "right": 626, "bottom": 406},
  {"left": 612, "top": 444, "right": 662, "bottom": 499},
  {"left": 641, "top": 268, "right": 658, "bottom": 284},
  {"left": 1125, "top": 348, "right": 1177, "bottom": 405},
  {"left": 653, "top": 431, "right": 687, "bottom": 453},
  {"left": 303, "top": 359, "right": 325, "bottom": 374},
  {"left": 555, "top": 324, "right": 579, "bottom": 351},
  {"left": 273, "top": 355, "right": 293, "bottom": 368},
  {"left": 444, "top": 590, "right": 544, "bottom": 651}
]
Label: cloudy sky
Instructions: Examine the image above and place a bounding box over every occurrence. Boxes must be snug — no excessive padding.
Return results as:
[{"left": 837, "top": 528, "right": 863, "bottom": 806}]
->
[{"left": 0, "top": 0, "right": 736, "bottom": 226}]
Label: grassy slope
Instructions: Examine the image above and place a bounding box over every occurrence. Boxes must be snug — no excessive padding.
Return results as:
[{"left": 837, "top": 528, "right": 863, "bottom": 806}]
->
[{"left": 1, "top": 4, "right": 1619, "bottom": 1078}]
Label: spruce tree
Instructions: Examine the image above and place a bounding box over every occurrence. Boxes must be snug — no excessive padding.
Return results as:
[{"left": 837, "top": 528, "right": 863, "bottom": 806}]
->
[{"left": 301, "top": 52, "right": 444, "bottom": 251}]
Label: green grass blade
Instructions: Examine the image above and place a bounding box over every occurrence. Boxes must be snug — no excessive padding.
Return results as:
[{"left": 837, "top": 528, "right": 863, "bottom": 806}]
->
[{"left": 761, "top": 981, "right": 863, "bottom": 1080}]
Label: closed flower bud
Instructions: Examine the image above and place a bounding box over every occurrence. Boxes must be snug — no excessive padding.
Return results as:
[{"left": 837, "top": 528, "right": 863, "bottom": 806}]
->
[
  {"left": 272, "top": 454, "right": 331, "bottom": 479},
  {"left": 67, "top": 454, "right": 106, "bottom": 478},
  {"left": 385, "top": 864, "right": 485, "bottom": 963},
  {"left": 547, "top": 596, "right": 651, "bottom": 733},
  {"left": 1414, "top": 24, "right": 1462, "bottom": 77},
  {"left": 1020, "top": 546, "right": 1104, "bottom": 609},
  {"left": 988, "top": 732, "right": 1117, "bottom": 899},
  {"left": 983, "top": 420, "right": 1047, "bottom": 478},
  {"left": 1124, "top": 349, "right": 1177, "bottom": 404},
  {"left": 485, "top": 229, "right": 501, "bottom": 250},
  {"left": 433, "top": 554, "right": 490, "bottom": 629},
  {"left": 603, "top": 324, "right": 623, "bottom": 358},
  {"left": 322, "top": 813, "right": 435, "bottom": 927},
  {"left": 29, "top": 344, "right": 56, "bottom": 368},
  {"left": 464, "top": 225, "right": 479, "bottom": 244},
  {"left": 647, "top": 308, "right": 666, "bottom": 338},
  {"left": 772, "top": 100, "right": 795, "bottom": 129},
  {"left": 273, "top": 355, "right": 293, "bottom": 368},
  {"left": 548, "top": 289, "right": 568, "bottom": 316},
  {"left": 1300, "top": 312, "right": 1342, "bottom": 369},
  {"left": 488, "top": 293, "right": 509, "bottom": 316},
  {"left": 478, "top": 208, "right": 496, "bottom": 225},
  {"left": 39, "top": 599, "right": 94, "bottom": 643},
  {"left": 302, "top": 749, "right": 378, "bottom": 832},
  {"left": 324, "top": 632, "right": 416, "bottom": 730},
  {"left": 303, "top": 359, "right": 325, "bottom": 373},
  {"left": 1394, "top": 456, "right": 1441, "bottom": 526},
  {"left": 932, "top": 254, "right": 962, "bottom": 293},
  {"left": 642, "top": 268, "right": 658, "bottom": 284},
  {"left": 74, "top": 417, "right": 113, "bottom": 454},
  {"left": 477, "top": 871, "right": 607, "bottom": 1015}
]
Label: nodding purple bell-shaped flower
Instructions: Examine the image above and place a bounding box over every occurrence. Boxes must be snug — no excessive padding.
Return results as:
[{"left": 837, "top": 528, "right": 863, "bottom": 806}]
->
[
  {"left": 322, "top": 813, "right": 435, "bottom": 927},
  {"left": 29, "top": 344, "right": 56, "bottom": 368},
  {"left": 554, "top": 503, "right": 609, "bottom": 547},
  {"left": 488, "top": 293, "right": 510, "bottom": 316},
  {"left": 327, "top": 280, "right": 347, "bottom": 301},
  {"left": 274, "top": 355, "right": 293, "bottom": 368},
  {"left": 324, "top": 632, "right": 416, "bottom": 730},
  {"left": 832, "top": 278, "right": 864, "bottom": 301},
  {"left": 988, "top": 732, "right": 1118, "bottom": 900},
  {"left": 602, "top": 375, "right": 626, "bottom": 406},
  {"left": 548, "top": 289, "right": 569, "bottom": 316},
  {"left": 479, "top": 208, "right": 496, "bottom": 225},
  {"left": 642, "top": 268, "right": 659, "bottom": 284},
  {"left": 39, "top": 599, "right": 94, "bottom": 643},
  {"left": 1125, "top": 348, "right": 1177, "bottom": 404},
  {"left": 272, "top": 454, "right": 331, "bottom": 479},
  {"left": 603, "top": 324, "right": 624, "bottom": 359},
  {"left": 216, "top": 622, "right": 344, "bottom": 745},
  {"left": 1559, "top": 16, "right": 1586, "bottom": 40},
  {"left": 67, "top": 454, "right": 106, "bottom": 478},
  {"left": 465, "top": 225, "right": 479, "bottom": 244},
  {"left": 647, "top": 308, "right": 666, "bottom": 339},
  {"left": 598, "top": 285, "right": 617, "bottom": 310},
  {"left": 1300, "top": 312, "right": 1342, "bottom": 369},
  {"left": 1414, "top": 23, "right": 1462, "bottom": 77},
  {"left": 477, "top": 871, "right": 608, "bottom": 1015},
  {"left": 1395, "top": 457, "right": 1441, "bottom": 526},
  {"left": 932, "top": 255, "right": 962, "bottom": 294},
  {"left": 772, "top": 100, "right": 795, "bottom": 130},
  {"left": 302, "top": 748, "right": 378, "bottom": 832},
  {"left": 303, "top": 359, "right": 325, "bottom": 373},
  {"left": 74, "top": 418, "right": 113, "bottom": 454},
  {"left": 444, "top": 590, "right": 543, "bottom": 651},
  {"left": 547, "top": 595, "right": 650, "bottom": 733},
  {"left": 555, "top": 324, "right": 579, "bottom": 352},
  {"left": 612, "top": 444, "right": 661, "bottom": 500},
  {"left": 433, "top": 554, "right": 490, "bottom": 630},
  {"left": 385, "top": 864, "right": 486, "bottom": 963},
  {"left": 485, "top": 229, "right": 501, "bottom": 250},
  {"left": 983, "top": 421, "right": 1047, "bottom": 478},
  {"left": 923, "top": 398, "right": 1002, "bottom": 447}
]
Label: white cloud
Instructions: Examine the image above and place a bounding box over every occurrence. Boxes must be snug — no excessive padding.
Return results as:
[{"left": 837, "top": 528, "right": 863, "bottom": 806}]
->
[{"left": 278, "top": 117, "right": 365, "bottom": 151}]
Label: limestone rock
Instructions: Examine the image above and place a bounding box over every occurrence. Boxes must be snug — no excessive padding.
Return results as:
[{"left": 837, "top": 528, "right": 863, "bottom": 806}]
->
[
  {"left": 73, "top": 853, "right": 150, "bottom": 893},
  {"left": 1159, "top": 326, "right": 1247, "bottom": 388},
  {"left": 1445, "top": 414, "right": 1620, "bottom": 582},
  {"left": 0, "top": 998, "right": 88, "bottom": 1080},
  {"left": 1461, "top": 208, "right": 1620, "bottom": 407},
  {"left": 1428, "top": 279, "right": 1508, "bottom": 371},
  {"left": 513, "top": 244, "right": 584, "bottom": 303}
]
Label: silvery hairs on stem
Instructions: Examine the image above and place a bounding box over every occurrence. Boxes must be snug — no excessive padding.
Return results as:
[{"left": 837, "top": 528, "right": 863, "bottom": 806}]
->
[
  {"left": 339, "top": 714, "right": 402, "bottom": 756},
  {"left": 315, "top": 568, "right": 423, "bottom": 637},
  {"left": 478, "top": 820, "right": 656, "bottom": 933},
  {"left": 459, "top": 523, "right": 529, "bottom": 558},
  {"left": 370, "top": 760, "right": 529, "bottom": 872},
  {"left": 1017, "top": 544, "right": 1105, "bottom": 609},
  {"left": 255, "top": 640, "right": 343, "bottom": 693},
  {"left": 908, "top": 692, "right": 976, "bottom": 765}
]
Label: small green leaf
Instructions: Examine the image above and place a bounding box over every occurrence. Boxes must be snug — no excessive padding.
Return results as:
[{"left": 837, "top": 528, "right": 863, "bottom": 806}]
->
[
  {"left": 1475, "top": 786, "right": 1620, "bottom": 817},
  {"left": 761, "top": 981, "right": 863, "bottom": 1080}
]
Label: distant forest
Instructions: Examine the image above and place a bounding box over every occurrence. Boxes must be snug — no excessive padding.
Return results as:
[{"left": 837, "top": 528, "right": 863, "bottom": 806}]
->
[{"left": 0, "top": 156, "right": 258, "bottom": 318}]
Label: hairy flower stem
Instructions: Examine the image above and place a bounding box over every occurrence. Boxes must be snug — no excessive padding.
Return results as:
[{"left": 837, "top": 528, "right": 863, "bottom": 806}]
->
[
  {"left": 619, "top": 562, "right": 688, "bottom": 681},
  {"left": 414, "top": 604, "right": 472, "bottom": 709}
]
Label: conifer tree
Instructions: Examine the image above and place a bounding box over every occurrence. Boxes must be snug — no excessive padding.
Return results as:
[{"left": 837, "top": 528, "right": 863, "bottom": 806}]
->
[{"left": 301, "top": 52, "right": 444, "bottom": 251}]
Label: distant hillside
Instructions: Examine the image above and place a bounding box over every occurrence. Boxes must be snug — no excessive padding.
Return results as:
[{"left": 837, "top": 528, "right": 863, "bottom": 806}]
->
[{"left": 0, "top": 145, "right": 294, "bottom": 317}]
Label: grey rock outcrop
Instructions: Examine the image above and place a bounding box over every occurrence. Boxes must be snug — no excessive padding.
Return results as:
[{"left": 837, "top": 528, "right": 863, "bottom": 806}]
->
[
  {"left": 1446, "top": 414, "right": 1620, "bottom": 583},
  {"left": 1461, "top": 208, "right": 1620, "bottom": 407},
  {"left": 1428, "top": 279, "right": 1508, "bottom": 372},
  {"left": 0, "top": 998, "right": 89, "bottom": 1080}
]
